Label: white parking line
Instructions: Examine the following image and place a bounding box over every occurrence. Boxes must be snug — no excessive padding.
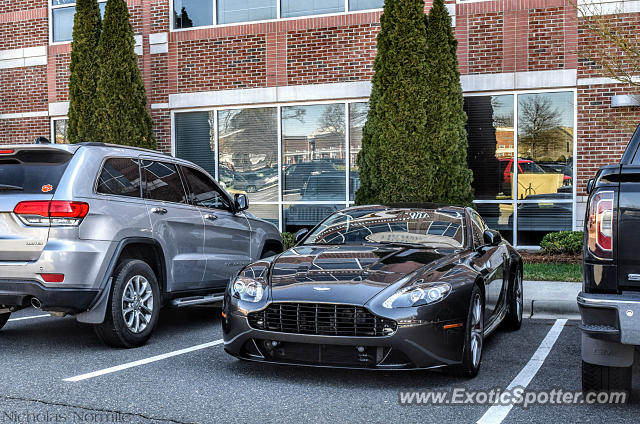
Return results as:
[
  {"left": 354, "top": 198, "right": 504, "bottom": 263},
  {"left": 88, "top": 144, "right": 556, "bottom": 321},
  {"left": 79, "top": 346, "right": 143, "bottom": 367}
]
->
[
  {"left": 8, "top": 314, "right": 50, "bottom": 322},
  {"left": 476, "top": 319, "right": 567, "bottom": 424},
  {"left": 64, "top": 339, "right": 224, "bottom": 382}
]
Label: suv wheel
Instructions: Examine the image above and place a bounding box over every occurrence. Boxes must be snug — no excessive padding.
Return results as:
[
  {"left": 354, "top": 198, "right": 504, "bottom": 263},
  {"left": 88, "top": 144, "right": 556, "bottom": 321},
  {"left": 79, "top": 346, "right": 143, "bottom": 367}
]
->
[
  {"left": 94, "top": 259, "right": 160, "bottom": 348},
  {"left": 449, "top": 285, "right": 484, "bottom": 378},
  {"left": 503, "top": 267, "right": 523, "bottom": 331},
  {"left": 0, "top": 312, "right": 10, "bottom": 330},
  {"left": 582, "top": 360, "right": 632, "bottom": 399}
]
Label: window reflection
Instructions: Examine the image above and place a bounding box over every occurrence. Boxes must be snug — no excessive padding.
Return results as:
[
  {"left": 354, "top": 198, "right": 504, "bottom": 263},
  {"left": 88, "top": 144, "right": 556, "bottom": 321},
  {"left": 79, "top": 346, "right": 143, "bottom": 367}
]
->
[
  {"left": 349, "top": 102, "right": 367, "bottom": 202},
  {"left": 464, "top": 95, "right": 514, "bottom": 200},
  {"left": 516, "top": 92, "right": 574, "bottom": 201},
  {"left": 218, "top": 108, "right": 278, "bottom": 202},
  {"left": 217, "top": 0, "right": 276, "bottom": 24},
  {"left": 281, "top": 0, "right": 344, "bottom": 18},
  {"left": 282, "top": 104, "right": 346, "bottom": 202},
  {"left": 174, "top": 0, "right": 213, "bottom": 28}
]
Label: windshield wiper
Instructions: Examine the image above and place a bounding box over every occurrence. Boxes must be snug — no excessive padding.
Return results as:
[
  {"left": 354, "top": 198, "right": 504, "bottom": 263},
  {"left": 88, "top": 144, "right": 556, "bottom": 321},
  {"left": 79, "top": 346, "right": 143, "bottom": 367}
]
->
[{"left": 0, "top": 184, "right": 23, "bottom": 191}]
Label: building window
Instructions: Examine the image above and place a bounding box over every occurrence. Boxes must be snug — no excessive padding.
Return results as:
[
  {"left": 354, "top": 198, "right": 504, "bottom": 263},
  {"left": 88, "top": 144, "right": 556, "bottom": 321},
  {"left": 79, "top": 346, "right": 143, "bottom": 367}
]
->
[
  {"left": 172, "top": 0, "right": 383, "bottom": 29},
  {"left": 217, "top": 0, "right": 276, "bottom": 24},
  {"left": 280, "top": 0, "right": 344, "bottom": 18},
  {"left": 348, "top": 0, "right": 384, "bottom": 11},
  {"left": 52, "top": 118, "right": 69, "bottom": 144},
  {"left": 51, "top": 0, "right": 106, "bottom": 43},
  {"left": 464, "top": 90, "right": 575, "bottom": 247}
]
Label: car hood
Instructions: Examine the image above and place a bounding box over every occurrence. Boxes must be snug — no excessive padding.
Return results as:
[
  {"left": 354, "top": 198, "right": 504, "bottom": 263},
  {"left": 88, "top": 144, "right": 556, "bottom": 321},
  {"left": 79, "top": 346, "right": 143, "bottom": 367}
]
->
[{"left": 268, "top": 244, "right": 462, "bottom": 305}]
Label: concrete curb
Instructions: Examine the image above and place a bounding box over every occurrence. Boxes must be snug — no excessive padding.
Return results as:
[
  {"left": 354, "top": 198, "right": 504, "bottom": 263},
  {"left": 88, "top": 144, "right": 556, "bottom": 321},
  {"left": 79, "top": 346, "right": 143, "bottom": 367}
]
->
[{"left": 523, "top": 280, "right": 581, "bottom": 320}]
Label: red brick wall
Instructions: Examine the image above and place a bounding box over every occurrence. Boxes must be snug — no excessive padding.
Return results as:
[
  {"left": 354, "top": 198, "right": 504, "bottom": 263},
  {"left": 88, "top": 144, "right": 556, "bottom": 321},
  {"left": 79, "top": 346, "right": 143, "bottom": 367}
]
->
[
  {"left": 54, "top": 53, "right": 71, "bottom": 102},
  {"left": 0, "top": 66, "right": 48, "bottom": 114},
  {"left": 0, "top": 0, "right": 44, "bottom": 14},
  {"left": 0, "top": 15, "right": 47, "bottom": 50},
  {"left": 176, "top": 35, "right": 267, "bottom": 93},
  {"left": 528, "top": 8, "right": 565, "bottom": 70},
  {"left": 0, "top": 117, "right": 49, "bottom": 144},
  {"left": 150, "top": 54, "right": 168, "bottom": 103},
  {"left": 467, "top": 13, "right": 504, "bottom": 74},
  {"left": 577, "top": 84, "right": 640, "bottom": 195},
  {"left": 151, "top": 109, "right": 171, "bottom": 153},
  {"left": 150, "top": 0, "right": 169, "bottom": 33},
  {"left": 286, "top": 23, "right": 379, "bottom": 85}
]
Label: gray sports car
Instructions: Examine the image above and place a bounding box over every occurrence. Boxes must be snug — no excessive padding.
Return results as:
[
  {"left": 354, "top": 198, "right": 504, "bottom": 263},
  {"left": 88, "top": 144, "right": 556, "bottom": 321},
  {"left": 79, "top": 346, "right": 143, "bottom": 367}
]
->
[{"left": 222, "top": 205, "right": 523, "bottom": 376}]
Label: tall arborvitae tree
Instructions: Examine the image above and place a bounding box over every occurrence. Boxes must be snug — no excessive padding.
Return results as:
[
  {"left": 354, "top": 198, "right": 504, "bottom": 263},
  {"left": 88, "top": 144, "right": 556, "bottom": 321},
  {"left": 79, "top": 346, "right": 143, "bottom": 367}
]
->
[
  {"left": 95, "top": 0, "right": 155, "bottom": 149},
  {"left": 67, "top": 0, "right": 102, "bottom": 143},
  {"left": 355, "top": 0, "right": 432, "bottom": 205},
  {"left": 425, "top": 0, "right": 473, "bottom": 205}
]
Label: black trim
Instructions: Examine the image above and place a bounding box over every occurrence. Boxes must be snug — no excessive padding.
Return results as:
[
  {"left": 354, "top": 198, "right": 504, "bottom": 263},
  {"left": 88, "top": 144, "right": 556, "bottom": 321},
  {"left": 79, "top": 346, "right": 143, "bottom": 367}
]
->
[
  {"left": 622, "top": 123, "right": 640, "bottom": 165},
  {"left": 0, "top": 280, "right": 98, "bottom": 313}
]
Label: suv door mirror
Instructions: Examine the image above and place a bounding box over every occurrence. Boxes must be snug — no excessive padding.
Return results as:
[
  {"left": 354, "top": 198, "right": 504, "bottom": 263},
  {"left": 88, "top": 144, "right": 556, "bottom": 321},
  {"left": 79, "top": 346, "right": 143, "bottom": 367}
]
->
[
  {"left": 234, "top": 193, "right": 249, "bottom": 212},
  {"left": 295, "top": 228, "right": 309, "bottom": 244},
  {"left": 586, "top": 178, "right": 595, "bottom": 195},
  {"left": 483, "top": 229, "right": 502, "bottom": 247}
]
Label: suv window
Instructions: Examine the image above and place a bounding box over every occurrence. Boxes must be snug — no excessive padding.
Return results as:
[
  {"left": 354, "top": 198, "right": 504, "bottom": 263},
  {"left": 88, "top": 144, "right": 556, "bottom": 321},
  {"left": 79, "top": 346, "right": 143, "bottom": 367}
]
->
[
  {"left": 141, "top": 160, "right": 188, "bottom": 204},
  {"left": 96, "top": 158, "right": 141, "bottom": 198},
  {"left": 181, "top": 166, "right": 231, "bottom": 211},
  {"left": 0, "top": 149, "right": 72, "bottom": 194}
]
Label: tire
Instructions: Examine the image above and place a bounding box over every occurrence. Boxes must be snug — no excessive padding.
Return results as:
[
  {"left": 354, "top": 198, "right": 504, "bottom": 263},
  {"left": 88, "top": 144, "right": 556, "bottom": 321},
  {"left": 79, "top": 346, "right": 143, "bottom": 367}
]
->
[
  {"left": 94, "top": 259, "right": 161, "bottom": 348},
  {"left": 582, "top": 360, "right": 632, "bottom": 399},
  {"left": 503, "top": 266, "right": 523, "bottom": 331},
  {"left": 261, "top": 249, "right": 278, "bottom": 259},
  {"left": 449, "top": 285, "right": 484, "bottom": 378},
  {"left": 0, "top": 312, "right": 10, "bottom": 331}
]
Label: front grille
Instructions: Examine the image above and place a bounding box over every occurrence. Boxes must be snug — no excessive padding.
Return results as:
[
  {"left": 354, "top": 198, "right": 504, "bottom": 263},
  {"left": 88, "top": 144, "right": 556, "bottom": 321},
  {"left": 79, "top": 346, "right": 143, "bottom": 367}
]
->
[{"left": 248, "top": 303, "right": 397, "bottom": 337}]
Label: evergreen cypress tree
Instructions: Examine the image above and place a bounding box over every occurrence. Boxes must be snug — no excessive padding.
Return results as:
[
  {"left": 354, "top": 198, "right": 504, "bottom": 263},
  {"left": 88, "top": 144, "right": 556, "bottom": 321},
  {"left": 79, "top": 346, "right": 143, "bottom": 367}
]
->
[
  {"left": 425, "top": 0, "right": 473, "bottom": 205},
  {"left": 355, "top": 0, "right": 432, "bottom": 205},
  {"left": 67, "top": 0, "right": 101, "bottom": 143},
  {"left": 95, "top": 0, "right": 155, "bottom": 149}
]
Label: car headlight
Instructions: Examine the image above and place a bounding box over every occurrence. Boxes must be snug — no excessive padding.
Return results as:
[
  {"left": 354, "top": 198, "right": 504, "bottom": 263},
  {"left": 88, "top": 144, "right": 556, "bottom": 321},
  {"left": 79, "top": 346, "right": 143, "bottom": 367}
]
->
[
  {"left": 231, "top": 276, "right": 266, "bottom": 303},
  {"left": 382, "top": 281, "right": 451, "bottom": 309}
]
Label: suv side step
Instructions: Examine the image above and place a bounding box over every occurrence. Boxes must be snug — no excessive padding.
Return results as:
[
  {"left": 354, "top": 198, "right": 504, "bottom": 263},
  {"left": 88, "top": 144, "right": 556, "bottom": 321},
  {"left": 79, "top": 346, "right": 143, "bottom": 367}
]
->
[{"left": 170, "top": 294, "right": 224, "bottom": 308}]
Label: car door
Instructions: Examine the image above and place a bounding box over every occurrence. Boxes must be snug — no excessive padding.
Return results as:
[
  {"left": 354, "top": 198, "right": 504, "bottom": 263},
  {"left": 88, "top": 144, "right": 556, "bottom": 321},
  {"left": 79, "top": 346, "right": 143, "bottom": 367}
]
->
[
  {"left": 180, "top": 165, "right": 253, "bottom": 290},
  {"left": 469, "top": 211, "right": 507, "bottom": 326},
  {"left": 141, "top": 160, "right": 206, "bottom": 292}
]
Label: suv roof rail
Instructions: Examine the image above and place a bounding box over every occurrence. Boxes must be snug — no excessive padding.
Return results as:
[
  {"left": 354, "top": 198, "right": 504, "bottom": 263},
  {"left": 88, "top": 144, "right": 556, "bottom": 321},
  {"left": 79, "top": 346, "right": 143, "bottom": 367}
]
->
[{"left": 76, "top": 142, "right": 172, "bottom": 156}]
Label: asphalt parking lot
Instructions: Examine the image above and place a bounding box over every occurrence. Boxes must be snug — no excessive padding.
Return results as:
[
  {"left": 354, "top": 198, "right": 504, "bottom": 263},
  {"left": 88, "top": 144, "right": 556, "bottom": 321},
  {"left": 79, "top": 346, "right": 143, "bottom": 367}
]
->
[{"left": 1, "top": 308, "right": 639, "bottom": 424}]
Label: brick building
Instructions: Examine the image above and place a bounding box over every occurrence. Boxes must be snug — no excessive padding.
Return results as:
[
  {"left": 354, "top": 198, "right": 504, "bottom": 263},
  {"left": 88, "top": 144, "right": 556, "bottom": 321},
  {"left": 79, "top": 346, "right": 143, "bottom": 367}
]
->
[{"left": 1, "top": 0, "right": 639, "bottom": 246}]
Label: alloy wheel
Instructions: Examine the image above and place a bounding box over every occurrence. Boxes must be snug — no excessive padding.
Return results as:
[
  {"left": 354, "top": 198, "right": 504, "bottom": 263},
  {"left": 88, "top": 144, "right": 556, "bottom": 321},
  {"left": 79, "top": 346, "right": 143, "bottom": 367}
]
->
[
  {"left": 515, "top": 272, "right": 523, "bottom": 322},
  {"left": 470, "top": 293, "right": 484, "bottom": 368},
  {"left": 122, "top": 275, "right": 154, "bottom": 334}
]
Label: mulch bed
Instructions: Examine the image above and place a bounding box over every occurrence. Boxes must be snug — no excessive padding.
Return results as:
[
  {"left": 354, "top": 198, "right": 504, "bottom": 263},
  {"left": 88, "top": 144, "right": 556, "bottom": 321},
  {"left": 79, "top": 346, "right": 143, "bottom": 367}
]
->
[{"left": 519, "top": 252, "right": 581, "bottom": 264}]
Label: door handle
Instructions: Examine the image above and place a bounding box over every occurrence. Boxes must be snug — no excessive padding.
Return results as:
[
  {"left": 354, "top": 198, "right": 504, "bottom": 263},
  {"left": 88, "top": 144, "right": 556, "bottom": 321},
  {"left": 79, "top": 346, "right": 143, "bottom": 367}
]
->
[
  {"left": 151, "top": 207, "right": 168, "bottom": 215},
  {"left": 204, "top": 214, "right": 218, "bottom": 221}
]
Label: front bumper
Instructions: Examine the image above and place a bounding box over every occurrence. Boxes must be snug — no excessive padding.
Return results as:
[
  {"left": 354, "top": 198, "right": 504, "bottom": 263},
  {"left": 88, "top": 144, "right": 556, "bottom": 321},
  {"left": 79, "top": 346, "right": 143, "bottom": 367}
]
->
[
  {"left": 222, "top": 305, "right": 467, "bottom": 370},
  {"left": 577, "top": 291, "right": 640, "bottom": 345},
  {"left": 0, "top": 280, "right": 99, "bottom": 313}
]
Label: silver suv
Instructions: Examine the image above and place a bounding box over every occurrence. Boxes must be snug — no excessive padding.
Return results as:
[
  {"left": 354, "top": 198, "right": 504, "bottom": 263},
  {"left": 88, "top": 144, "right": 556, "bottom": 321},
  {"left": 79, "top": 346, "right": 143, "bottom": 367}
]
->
[{"left": 0, "top": 143, "right": 282, "bottom": 347}]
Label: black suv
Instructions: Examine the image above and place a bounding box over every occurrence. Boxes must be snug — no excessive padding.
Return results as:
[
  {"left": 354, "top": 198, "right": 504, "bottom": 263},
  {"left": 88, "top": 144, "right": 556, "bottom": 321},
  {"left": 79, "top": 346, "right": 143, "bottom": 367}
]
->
[{"left": 579, "top": 123, "right": 640, "bottom": 394}]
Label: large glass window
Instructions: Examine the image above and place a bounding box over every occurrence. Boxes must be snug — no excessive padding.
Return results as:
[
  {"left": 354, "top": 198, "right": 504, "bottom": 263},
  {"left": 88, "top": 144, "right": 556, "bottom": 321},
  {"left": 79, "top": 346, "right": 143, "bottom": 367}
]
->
[
  {"left": 174, "top": 111, "right": 216, "bottom": 178},
  {"left": 173, "top": 0, "right": 213, "bottom": 28},
  {"left": 51, "top": 0, "right": 106, "bottom": 43},
  {"left": 281, "top": 0, "right": 344, "bottom": 18},
  {"left": 218, "top": 108, "right": 278, "bottom": 203},
  {"left": 349, "top": 0, "right": 384, "bottom": 11},
  {"left": 53, "top": 119, "right": 69, "bottom": 144},
  {"left": 217, "top": 0, "right": 276, "bottom": 24},
  {"left": 465, "top": 90, "right": 575, "bottom": 247},
  {"left": 172, "top": 0, "right": 381, "bottom": 29},
  {"left": 349, "top": 102, "right": 368, "bottom": 202},
  {"left": 282, "top": 104, "right": 346, "bottom": 203}
]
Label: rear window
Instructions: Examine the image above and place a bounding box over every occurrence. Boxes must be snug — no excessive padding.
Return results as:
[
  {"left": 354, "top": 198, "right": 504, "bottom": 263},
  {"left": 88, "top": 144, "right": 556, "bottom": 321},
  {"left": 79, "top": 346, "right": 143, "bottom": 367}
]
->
[{"left": 0, "top": 149, "right": 73, "bottom": 194}]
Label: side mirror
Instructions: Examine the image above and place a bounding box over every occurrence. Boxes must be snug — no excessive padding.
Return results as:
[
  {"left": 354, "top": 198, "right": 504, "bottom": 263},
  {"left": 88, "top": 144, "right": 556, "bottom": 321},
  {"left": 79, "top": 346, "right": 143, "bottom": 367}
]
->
[
  {"left": 234, "top": 193, "right": 249, "bottom": 212},
  {"left": 586, "top": 178, "right": 595, "bottom": 195},
  {"left": 483, "top": 229, "right": 502, "bottom": 247},
  {"left": 295, "top": 228, "right": 309, "bottom": 244}
]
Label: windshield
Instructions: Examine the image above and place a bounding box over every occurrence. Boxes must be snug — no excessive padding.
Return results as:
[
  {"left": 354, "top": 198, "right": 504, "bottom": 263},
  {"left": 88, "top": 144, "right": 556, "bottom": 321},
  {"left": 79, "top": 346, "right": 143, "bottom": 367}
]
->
[
  {"left": 0, "top": 149, "right": 73, "bottom": 194},
  {"left": 303, "top": 208, "right": 466, "bottom": 248}
]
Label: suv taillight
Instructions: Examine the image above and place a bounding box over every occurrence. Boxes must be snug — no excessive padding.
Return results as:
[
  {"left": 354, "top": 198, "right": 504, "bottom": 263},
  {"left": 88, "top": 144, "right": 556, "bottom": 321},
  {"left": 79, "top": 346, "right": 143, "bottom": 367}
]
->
[
  {"left": 587, "top": 191, "right": 613, "bottom": 259},
  {"left": 13, "top": 201, "right": 89, "bottom": 226}
]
